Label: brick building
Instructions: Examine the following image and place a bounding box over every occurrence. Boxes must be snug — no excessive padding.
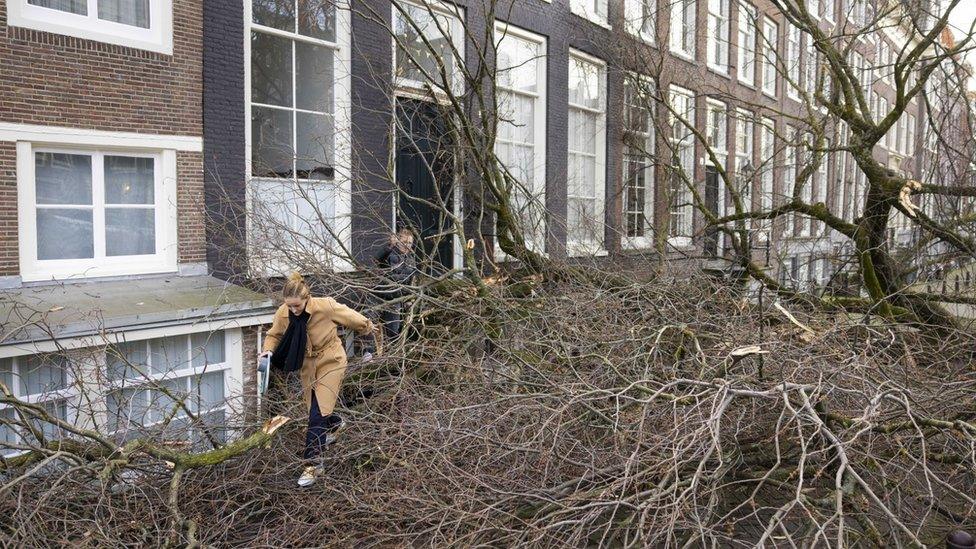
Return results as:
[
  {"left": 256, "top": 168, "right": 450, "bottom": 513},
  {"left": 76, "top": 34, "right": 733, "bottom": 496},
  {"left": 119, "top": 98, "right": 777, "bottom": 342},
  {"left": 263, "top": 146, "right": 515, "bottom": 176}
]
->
[
  {"left": 0, "top": 0, "right": 273, "bottom": 449},
  {"left": 0, "top": 0, "right": 970, "bottom": 447}
]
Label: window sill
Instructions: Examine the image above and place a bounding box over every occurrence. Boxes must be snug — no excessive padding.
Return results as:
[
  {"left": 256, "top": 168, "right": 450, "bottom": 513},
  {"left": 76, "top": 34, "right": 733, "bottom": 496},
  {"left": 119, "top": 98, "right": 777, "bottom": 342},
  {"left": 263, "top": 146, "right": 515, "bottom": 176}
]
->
[
  {"left": 670, "top": 49, "right": 696, "bottom": 63},
  {"left": 569, "top": 10, "right": 611, "bottom": 30},
  {"left": 761, "top": 88, "right": 777, "bottom": 99},
  {"left": 708, "top": 65, "right": 731, "bottom": 79}
]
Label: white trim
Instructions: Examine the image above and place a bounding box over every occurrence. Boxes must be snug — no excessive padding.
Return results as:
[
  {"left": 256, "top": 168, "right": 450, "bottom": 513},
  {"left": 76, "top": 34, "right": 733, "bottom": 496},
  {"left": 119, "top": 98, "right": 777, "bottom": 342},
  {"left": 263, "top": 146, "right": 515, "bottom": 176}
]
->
[
  {"left": 566, "top": 48, "right": 607, "bottom": 257},
  {"left": 17, "top": 143, "right": 179, "bottom": 282},
  {"left": 0, "top": 315, "right": 273, "bottom": 358},
  {"left": 391, "top": 0, "right": 466, "bottom": 96},
  {"left": 622, "top": 72, "right": 656, "bottom": 251},
  {"left": 6, "top": 0, "right": 173, "bottom": 54},
  {"left": 570, "top": 0, "right": 610, "bottom": 28},
  {"left": 0, "top": 123, "right": 201, "bottom": 151}
]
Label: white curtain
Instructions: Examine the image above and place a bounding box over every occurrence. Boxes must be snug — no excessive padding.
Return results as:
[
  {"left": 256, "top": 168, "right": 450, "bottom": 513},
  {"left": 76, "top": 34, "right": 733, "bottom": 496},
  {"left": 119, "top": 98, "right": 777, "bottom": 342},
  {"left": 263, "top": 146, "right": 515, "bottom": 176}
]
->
[
  {"left": 29, "top": 0, "right": 86, "bottom": 15},
  {"left": 98, "top": 0, "right": 151, "bottom": 28}
]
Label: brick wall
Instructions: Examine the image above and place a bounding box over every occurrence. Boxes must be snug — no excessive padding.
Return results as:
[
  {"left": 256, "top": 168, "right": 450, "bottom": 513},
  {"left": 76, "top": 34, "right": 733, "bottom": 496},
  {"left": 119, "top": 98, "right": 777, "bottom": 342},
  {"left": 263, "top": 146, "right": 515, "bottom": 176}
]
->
[
  {"left": 0, "top": 0, "right": 205, "bottom": 278},
  {"left": 0, "top": 142, "right": 15, "bottom": 276}
]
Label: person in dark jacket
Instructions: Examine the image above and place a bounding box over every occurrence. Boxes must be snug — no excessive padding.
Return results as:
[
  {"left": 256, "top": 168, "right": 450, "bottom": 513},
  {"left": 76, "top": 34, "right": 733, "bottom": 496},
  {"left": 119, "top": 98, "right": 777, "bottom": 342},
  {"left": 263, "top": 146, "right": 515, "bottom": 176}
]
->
[{"left": 374, "top": 227, "right": 417, "bottom": 341}]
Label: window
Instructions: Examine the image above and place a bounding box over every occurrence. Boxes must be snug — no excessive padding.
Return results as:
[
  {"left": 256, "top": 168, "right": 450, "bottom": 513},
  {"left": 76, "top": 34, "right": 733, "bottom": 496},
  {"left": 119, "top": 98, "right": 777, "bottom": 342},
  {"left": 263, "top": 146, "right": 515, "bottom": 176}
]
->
[
  {"left": 705, "top": 100, "right": 728, "bottom": 159},
  {"left": 393, "top": 0, "right": 465, "bottom": 93},
  {"left": 737, "top": 2, "right": 757, "bottom": 86},
  {"left": 6, "top": 0, "right": 173, "bottom": 53},
  {"left": 571, "top": 0, "right": 609, "bottom": 26},
  {"left": 0, "top": 354, "right": 71, "bottom": 456},
  {"left": 758, "top": 117, "right": 775, "bottom": 237},
  {"left": 567, "top": 51, "right": 607, "bottom": 254},
  {"left": 783, "top": 125, "right": 798, "bottom": 234},
  {"left": 625, "top": 0, "right": 655, "bottom": 42},
  {"left": 734, "top": 109, "right": 754, "bottom": 205},
  {"left": 668, "top": 86, "right": 695, "bottom": 243},
  {"left": 906, "top": 113, "right": 916, "bottom": 155},
  {"left": 248, "top": 0, "right": 352, "bottom": 273},
  {"left": 760, "top": 17, "right": 778, "bottom": 96},
  {"left": 803, "top": 34, "right": 817, "bottom": 97},
  {"left": 18, "top": 148, "right": 177, "bottom": 281},
  {"left": 799, "top": 133, "right": 815, "bottom": 236},
  {"left": 851, "top": 0, "right": 867, "bottom": 28},
  {"left": 707, "top": 0, "right": 730, "bottom": 73},
  {"left": 670, "top": 0, "right": 696, "bottom": 58},
  {"left": 106, "top": 331, "right": 231, "bottom": 444},
  {"left": 623, "top": 74, "right": 656, "bottom": 247},
  {"left": 821, "top": 0, "right": 835, "bottom": 22},
  {"left": 494, "top": 23, "right": 547, "bottom": 254},
  {"left": 786, "top": 24, "right": 801, "bottom": 100}
]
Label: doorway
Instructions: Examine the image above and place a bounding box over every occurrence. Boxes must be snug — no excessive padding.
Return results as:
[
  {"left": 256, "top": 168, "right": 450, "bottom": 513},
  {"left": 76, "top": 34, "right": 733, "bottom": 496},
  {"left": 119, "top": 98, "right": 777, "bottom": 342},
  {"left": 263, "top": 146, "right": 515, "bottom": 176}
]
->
[{"left": 394, "top": 97, "right": 456, "bottom": 275}]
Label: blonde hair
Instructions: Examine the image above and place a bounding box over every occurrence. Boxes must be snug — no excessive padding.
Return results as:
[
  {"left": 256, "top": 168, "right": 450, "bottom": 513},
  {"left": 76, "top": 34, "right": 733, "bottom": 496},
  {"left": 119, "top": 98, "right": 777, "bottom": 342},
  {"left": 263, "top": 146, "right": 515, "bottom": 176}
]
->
[{"left": 282, "top": 272, "right": 311, "bottom": 300}]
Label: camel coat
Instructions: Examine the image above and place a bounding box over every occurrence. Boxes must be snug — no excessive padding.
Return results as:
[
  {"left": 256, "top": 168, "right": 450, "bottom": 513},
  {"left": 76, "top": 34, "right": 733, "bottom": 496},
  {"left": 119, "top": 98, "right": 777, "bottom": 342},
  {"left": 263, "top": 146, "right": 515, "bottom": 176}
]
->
[{"left": 262, "top": 297, "right": 374, "bottom": 415}]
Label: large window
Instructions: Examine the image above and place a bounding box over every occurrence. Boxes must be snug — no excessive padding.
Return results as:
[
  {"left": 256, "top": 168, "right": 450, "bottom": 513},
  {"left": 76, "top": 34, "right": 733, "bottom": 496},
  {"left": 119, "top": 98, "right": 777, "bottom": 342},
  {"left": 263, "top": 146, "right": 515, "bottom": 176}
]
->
[
  {"left": 760, "top": 17, "right": 778, "bottom": 96},
  {"left": 670, "top": 0, "right": 696, "bottom": 58},
  {"left": 668, "top": 86, "right": 695, "bottom": 244},
  {"left": 393, "top": 0, "right": 464, "bottom": 93},
  {"left": 737, "top": 2, "right": 757, "bottom": 85},
  {"left": 18, "top": 148, "right": 177, "bottom": 281},
  {"left": 734, "top": 109, "right": 754, "bottom": 206},
  {"left": 106, "top": 331, "right": 232, "bottom": 443},
  {"left": 571, "top": 0, "right": 609, "bottom": 26},
  {"left": 705, "top": 100, "right": 728, "bottom": 160},
  {"left": 494, "top": 23, "right": 547, "bottom": 254},
  {"left": 758, "top": 117, "right": 775, "bottom": 237},
  {"left": 623, "top": 74, "right": 656, "bottom": 247},
  {"left": 7, "top": 0, "right": 173, "bottom": 53},
  {"left": 786, "top": 24, "right": 801, "bottom": 100},
  {"left": 706, "top": 0, "right": 730, "bottom": 73},
  {"left": 567, "top": 51, "right": 607, "bottom": 254},
  {"left": 625, "top": 0, "right": 656, "bottom": 42},
  {"left": 783, "top": 125, "right": 798, "bottom": 235},
  {"left": 248, "top": 0, "right": 351, "bottom": 273}
]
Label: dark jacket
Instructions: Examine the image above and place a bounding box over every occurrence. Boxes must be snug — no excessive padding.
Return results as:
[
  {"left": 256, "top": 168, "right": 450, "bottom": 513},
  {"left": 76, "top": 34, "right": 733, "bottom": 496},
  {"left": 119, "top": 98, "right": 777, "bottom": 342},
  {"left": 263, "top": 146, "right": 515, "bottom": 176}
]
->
[{"left": 375, "top": 243, "right": 417, "bottom": 294}]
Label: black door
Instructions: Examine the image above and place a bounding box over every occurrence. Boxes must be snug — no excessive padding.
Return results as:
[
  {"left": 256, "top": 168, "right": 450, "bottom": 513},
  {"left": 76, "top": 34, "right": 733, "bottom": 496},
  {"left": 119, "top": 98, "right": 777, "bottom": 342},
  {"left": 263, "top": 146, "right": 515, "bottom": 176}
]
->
[
  {"left": 395, "top": 98, "right": 455, "bottom": 275},
  {"left": 704, "top": 166, "right": 720, "bottom": 257}
]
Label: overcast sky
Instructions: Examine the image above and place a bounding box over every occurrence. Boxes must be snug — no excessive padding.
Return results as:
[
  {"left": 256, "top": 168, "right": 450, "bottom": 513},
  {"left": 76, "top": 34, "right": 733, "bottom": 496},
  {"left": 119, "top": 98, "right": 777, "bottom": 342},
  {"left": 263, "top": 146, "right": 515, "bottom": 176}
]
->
[{"left": 947, "top": 3, "right": 976, "bottom": 88}]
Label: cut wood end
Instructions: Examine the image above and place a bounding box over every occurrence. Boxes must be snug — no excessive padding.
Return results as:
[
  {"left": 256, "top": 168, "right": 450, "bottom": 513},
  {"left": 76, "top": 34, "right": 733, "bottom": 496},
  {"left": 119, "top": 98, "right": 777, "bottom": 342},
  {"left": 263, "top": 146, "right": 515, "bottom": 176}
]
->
[
  {"left": 729, "top": 345, "right": 767, "bottom": 358},
  {"left": 262, "top": 415, "right": 291, "bottom": 435}
]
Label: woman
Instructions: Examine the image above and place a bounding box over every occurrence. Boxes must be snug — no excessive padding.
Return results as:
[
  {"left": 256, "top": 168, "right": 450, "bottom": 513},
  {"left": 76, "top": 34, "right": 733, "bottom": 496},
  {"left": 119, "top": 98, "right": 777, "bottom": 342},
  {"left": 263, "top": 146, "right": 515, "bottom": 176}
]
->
[{"left": 259, "top": 273, "right": 377, "bottom": 487}]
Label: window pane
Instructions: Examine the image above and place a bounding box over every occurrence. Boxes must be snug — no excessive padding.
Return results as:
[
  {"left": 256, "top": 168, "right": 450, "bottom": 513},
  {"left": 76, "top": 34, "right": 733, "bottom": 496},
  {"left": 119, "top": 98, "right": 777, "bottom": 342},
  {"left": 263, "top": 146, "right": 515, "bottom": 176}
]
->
[
  {"left": 252, "top": 0, "right": 295, "bottom": 31},
  {"left": 191, "top": 331, "right": 226, "bottom": 368},
  {"left": 569, "top": 57, "right": 602, "bottom": 109},
  {"left": 191, "top": 371, "right": 225, "bottom": 412},
  {"left": 251, "top": 32, "right": 294, "bottom": 108},
  {"left": 107, "top": 340, "right": 148, "bottom": 381},
  {"left": 296, "top": 113, "right": 334, "bottom": 179},
  {"left": 32, "top": 400, "right": 67, "bottom": 441},
  {"left": 251, "top": 106, "right": 294, "bottom": 178},
  {"left": 20, "top": 355, "right": 68, "bottom": 396},
  {"left": 35, "top": 152, "right": 92, "bottom": 205},
  {"left": 98, "top": 0, "right": 150, "bottom": 28},
  {"left": 28, "top": 0, "right": 86, "bottom": 15},
  {"left": 295, "top": 41, "right": 334, "bottom": 112},
  {"left": 150, "top": 336, "right": 189, "bottom": 374},
  {"left": 1, "top": 407, "right": 17, "bottom": 456},
  {"left": 105, "top": 208, "right": 155, "bottom": 256},
  {"left": 107, "top": 388, "right": 148, "bottom": 432},
  {"left": 105, "top": 156, "right": 154, "bottom": 205},
  {"left": 298, "top": 0, "right": 335, "bottom": 41},
  {"left": 37, "top": 209, "right": 94, "bottom": 260},
  {"left": 0, "top": 358, "right": 12, "bottom": 393},
  {"left": 149, "top": 378, "right": 188, "bottom": 422},
  {"left": 395, "top": 3, "right": 456, "bottom": 89},
  {"left": 497, "top": 34, "right": 539, "bottom": 94}
]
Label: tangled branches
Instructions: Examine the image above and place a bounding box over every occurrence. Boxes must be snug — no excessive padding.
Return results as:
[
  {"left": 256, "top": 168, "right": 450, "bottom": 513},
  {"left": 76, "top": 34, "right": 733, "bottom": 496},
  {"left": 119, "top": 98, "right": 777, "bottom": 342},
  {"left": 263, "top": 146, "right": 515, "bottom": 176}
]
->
[{"left": 2, "top": 266, "right": 976, "bottom": 546}]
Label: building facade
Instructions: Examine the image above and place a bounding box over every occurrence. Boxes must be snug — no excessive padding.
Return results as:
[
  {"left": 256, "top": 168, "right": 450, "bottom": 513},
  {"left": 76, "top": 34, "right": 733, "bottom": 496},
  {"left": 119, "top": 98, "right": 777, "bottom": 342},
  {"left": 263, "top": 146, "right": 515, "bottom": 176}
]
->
[{"left": 0, "top": 0, "right": 274, "bottom": 450}]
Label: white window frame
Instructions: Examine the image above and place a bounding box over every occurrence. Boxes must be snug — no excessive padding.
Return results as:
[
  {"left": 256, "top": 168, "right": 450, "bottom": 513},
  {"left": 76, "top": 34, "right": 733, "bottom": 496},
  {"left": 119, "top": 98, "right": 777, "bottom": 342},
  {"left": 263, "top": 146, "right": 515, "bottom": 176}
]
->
[
  {"left": 493, "top": 22, "right": 547, "bottom": 258},
  {"left": 734, "top": 108, "right": 754, "bottom": 200},
  {"left": 244, "top": 0, "right": 354, "bottom": 275},
  {"left": 706, "top": 0, "right": 730, "bottom": 75},
  {"left": 6, "top": 0, "right": 173, "bottom": 54},
  {"left": 566, "top": 49, "right": 607, "bottom": 256},
  {"left": 624, "top": 0, "right": 656, "bottom": 43},
  {"left": 622, "top": 73, "right": 656, "bottom": 250},
  {"left": 670, "top": 0, "right": 697, "bottom": 60},
  {"left": 668, "top": 85, "right": 696, "bottom": 247},
  {"left": 16, "top": 142, "right": 178, "bottom": 282},
  {"left": 757, "top": 116, "right": 775, "bottom": 239},
  {"left": 1, "top": 327, "right": 245, "bottom": 456},
  {"left": 821, "top": 0, "right": 835, "bottom": 24},
  {"left": 705, "top": 99, "right": 728, "bottom": 163},
  {"left": 570, "top": 0, "right": 610, "bottom": 27},
  {"left": 736, "top": 1, "right": 757, "bottom": 86},
  {"left": 760, "top": 17, "right": 778, "bottom": 97},
  {"left": 786, "top": 23, "right": 801, "bottom": 101}
]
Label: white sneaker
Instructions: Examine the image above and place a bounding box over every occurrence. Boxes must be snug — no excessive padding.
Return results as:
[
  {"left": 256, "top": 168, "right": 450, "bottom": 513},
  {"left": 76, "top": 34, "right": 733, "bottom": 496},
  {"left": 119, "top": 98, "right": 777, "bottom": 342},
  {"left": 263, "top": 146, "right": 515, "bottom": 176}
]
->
[{"left": 297, "top": 465, "right": 322, "bottom": 487}]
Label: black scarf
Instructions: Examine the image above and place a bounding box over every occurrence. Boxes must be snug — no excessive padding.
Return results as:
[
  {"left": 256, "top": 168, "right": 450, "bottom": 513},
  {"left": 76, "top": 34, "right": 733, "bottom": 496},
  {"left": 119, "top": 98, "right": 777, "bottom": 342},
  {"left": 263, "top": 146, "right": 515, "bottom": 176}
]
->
[{"left": 271, "top": 310, "right": 310, "bottom": 373}]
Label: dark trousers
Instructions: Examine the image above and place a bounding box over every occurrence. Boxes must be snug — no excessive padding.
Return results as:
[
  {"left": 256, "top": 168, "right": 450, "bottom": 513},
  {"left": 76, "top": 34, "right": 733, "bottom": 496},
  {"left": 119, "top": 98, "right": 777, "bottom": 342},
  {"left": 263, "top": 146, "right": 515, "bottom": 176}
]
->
[
  {"left": 381, "top": 300, "right": 403, "bottom": 341},
  {"left": 304, "top": 392, "right": 342, "bottom": 460}
]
